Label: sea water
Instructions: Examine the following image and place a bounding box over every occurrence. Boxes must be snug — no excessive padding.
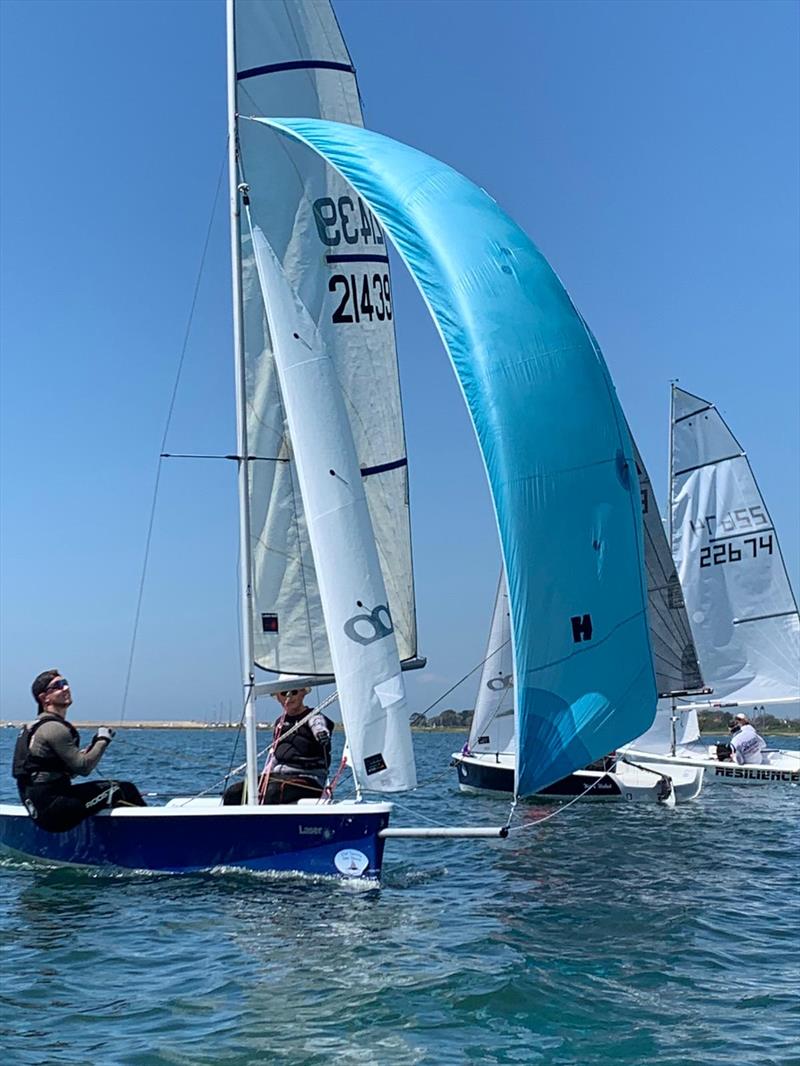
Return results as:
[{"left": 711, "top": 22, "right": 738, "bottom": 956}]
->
[{"left": 1, "top": 727, "right": 797, "bottom": 1065}]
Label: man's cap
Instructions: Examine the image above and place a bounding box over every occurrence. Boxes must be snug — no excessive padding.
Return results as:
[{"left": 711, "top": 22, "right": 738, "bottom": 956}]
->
[
  {"left": 31, "top": 669, "right": 60, "bottom": 704},
  {"left": 733, "top": 713, "right": 749, "bottom": 721}
]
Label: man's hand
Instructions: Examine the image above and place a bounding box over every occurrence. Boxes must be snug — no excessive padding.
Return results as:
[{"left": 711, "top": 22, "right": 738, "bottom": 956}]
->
[{"left": 93, "top": 726, "right": 116, "bottom": 745}]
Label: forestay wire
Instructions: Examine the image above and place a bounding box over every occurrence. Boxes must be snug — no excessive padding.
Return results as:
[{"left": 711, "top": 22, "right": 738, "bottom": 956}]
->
[
  {"left": 119, "top": 141, "right": 229, "bottom": 723},
  {"left": 413, "top": 639, "right": 511, "bottom": 721}
]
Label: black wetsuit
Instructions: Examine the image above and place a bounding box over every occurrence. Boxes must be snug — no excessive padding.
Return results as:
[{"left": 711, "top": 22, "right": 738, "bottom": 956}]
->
[{"left": 13, "top": 715, "right": 145, "bottom": 832}]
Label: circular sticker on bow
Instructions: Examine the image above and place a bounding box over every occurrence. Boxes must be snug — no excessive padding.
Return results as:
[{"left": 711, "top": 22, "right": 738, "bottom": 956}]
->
[{"left": 334, "top": 848, "right": 370, "bottom": 877}]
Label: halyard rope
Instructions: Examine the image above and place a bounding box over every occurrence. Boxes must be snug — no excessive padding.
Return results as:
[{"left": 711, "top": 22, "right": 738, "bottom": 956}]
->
[{"left": 119, "top": 140, "right": 228, "bottom": 724}]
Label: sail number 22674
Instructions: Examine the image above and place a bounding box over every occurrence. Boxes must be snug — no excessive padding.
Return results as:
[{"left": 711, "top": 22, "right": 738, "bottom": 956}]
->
[{"left": 700, "top": 533, "right": 773, "bottom": 568}]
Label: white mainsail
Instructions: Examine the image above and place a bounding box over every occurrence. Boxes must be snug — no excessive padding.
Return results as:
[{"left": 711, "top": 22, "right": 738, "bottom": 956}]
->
[
  {"left": 250, "top": 227, "right": 416, "bottom": 791},
  {"left": 671, "top": 385, "right": 800, "bottom": 706},
  {"left": 234, "top": 0, "right": 416, "bottom": 679},
  {"left": 466, "top": 575, "right": 515, "bottom": 756}
]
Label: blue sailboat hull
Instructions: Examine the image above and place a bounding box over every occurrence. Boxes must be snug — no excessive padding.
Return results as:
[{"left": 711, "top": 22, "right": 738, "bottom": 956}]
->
[{"left": 0, "top": 802, "right": 390, "bottom": 879}]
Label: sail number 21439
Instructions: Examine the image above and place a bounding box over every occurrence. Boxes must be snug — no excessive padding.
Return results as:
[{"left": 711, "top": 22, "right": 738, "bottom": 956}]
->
[{"left": 313, "top": 195, "right": 393, "bottom": 326}]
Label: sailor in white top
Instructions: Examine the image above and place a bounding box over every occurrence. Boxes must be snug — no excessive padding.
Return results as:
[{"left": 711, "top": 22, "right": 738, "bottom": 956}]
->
[{"left": 729, "top": 714, "right": 766, "bottom": 765}]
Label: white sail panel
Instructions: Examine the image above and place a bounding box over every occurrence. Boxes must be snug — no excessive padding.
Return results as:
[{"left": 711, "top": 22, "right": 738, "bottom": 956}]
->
[
  {"left": 234, "top": 0, "right": 416, "bottom": 677},
  {"left": 251, "top": 227, "right": 416, "bottom": 791},
  {"left": 634, "top": 440, "right": 704, "bottom": 696},
  {"left": 467, "top": 576, "right": 515, "bottom": 755},
  {"left": 671, "top": 386, "right": 800, "bottom": 704},
  {"left": 631, "top": 698, "right": 701, "bottom": 754}
]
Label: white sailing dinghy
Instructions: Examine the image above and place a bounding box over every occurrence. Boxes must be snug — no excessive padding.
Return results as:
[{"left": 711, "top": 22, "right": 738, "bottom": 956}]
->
[
  {"left": 622, "top": 385, "right": 800, "bottom": 786},
  {"left": 453, "top": 441, "right": 706, "bottom": 804},
  {"left": 0, "top": 0, "right": 662, "bottom": 874}
]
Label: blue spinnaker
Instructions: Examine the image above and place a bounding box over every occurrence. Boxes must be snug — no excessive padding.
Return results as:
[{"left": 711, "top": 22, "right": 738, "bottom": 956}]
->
[{"left": 252, "top": 117, "right": 656, "bottom": 796}]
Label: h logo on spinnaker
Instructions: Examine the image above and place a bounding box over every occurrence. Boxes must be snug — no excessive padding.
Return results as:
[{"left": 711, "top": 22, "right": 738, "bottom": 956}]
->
[{"left": 571, "top": 613, "right": 593, "bottom": 643}]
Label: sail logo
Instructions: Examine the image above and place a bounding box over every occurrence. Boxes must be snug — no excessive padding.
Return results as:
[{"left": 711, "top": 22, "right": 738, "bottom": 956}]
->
[
  {"left": 487, "top": 674, "right": 514, "bottom": 691},
  {"left": 571, "top": 614, "right": 593, "bottom": 643},
  {"left": 344, "top": 603, "right": 394, "bottom": 645}
]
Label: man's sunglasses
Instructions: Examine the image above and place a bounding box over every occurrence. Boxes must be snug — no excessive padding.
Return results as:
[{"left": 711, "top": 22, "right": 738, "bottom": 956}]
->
[
  {"left": 278, "top": 689, "right": 301, "bottom": 698},
  {"left": 46, "top": 679, "right": 69, "bottom": 692}
]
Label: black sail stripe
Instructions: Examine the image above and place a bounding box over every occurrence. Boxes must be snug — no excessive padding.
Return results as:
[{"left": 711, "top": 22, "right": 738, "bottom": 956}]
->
[
  {"left": 327, "top": 254, "right": 390, "bottom": 265},
  {"left": 673, "top": 403, "right": 713, "bottom": 425},
  {"left": 237, "top": 60, "right": 355, "bottom": 81},
  {"left": 708, "top": 527, "right": 775, "bottom": 544},
  {"left": 733, "top": 611, "right": 797, "bottom": 626},
  {"left": 360, "top": 458, "right": 408, "bottom": 478}
]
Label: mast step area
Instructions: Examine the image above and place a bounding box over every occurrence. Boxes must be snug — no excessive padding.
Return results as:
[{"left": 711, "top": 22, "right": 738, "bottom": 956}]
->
[{"left": 379, "top": 825, "right": 509, "bottom": 839}]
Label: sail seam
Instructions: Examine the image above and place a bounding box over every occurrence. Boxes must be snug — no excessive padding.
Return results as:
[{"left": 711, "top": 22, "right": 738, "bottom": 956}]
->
[{"left": 674, "top": 454, "right": 742, "bottom": 477}]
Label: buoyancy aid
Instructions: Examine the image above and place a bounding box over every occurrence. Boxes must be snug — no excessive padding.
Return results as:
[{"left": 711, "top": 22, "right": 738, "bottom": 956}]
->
[
  {"left": 272, "top": 712, "right": 334, "bottom": 775},
  {"left": 12, "top": 714, "right": 81, "bottom": 789}
]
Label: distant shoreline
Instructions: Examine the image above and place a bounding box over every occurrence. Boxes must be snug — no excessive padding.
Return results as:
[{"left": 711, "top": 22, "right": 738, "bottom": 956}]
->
[{"left": 2, "top": 722, "right": 797, "bottom": 736}]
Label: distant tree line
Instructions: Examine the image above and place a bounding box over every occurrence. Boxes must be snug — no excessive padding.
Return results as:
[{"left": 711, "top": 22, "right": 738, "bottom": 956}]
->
[
  {"left": 696, "top": 710, "right": 799, "bottom": 734},
  {"left": 411, "top": 708, "right": 800, "bottom": 733}
]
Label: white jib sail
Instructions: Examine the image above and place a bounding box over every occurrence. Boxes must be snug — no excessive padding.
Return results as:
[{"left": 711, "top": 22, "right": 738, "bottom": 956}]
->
[
  {"left": 671, "top": 386, "right": 800, "bottom": 705},
  {"left": 467, "top": 575, "right": 515, "bottom": 755},
  {"left": 234, "top": 0, "right": 416, "bottom": 679},
  {"left": 630, "top": 699, "right": 701, "bottom": 755},
  {"left": 250, "top": 225, "right": 416, "bottom": 792}
]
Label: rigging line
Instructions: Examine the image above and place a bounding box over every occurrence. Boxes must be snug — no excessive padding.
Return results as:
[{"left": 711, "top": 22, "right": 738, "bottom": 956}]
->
[
  {"left": 617, "top": 756, "right": 673, "bottom": 780},
  {"left": 119, "top": 140, "right": 229, "bottom": 724},
  {"left": 415, "top": 639, "right": 511, "bottom": 719},
  {"left": 506, "top": 776, "right": 602, "bottom": 834}
]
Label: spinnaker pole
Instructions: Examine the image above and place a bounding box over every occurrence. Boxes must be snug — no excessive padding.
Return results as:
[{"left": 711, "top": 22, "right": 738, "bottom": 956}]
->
[{"left": 226, "top": 0, "right": 259, "bottom": 804}]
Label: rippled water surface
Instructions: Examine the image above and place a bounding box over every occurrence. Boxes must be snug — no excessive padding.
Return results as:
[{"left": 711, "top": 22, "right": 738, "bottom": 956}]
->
[{"left": 1, "top": 728, "right": 798, "bottom": 1065}]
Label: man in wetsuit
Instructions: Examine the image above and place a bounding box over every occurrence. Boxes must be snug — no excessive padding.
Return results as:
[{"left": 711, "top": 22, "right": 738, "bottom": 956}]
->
[
  {"left": 223, "top": 683, "right": 334, "bottom": 805},
  {"left": 728, "top": 713, "right": 766, "bottom": 765},
  {"left": 12, "top": 669, "right": 145, "bottom": 832}
]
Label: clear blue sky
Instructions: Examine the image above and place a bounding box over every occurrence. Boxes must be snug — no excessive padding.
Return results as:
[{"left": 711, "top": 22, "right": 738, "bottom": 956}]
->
[{"left": 1, "top": 0, "right": 797, "bottom": 722}]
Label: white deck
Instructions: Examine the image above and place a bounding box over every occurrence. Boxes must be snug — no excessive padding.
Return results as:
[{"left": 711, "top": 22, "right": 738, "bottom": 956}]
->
[{"left": 0, "top": 801, "right": 392, "bottom": 819}]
